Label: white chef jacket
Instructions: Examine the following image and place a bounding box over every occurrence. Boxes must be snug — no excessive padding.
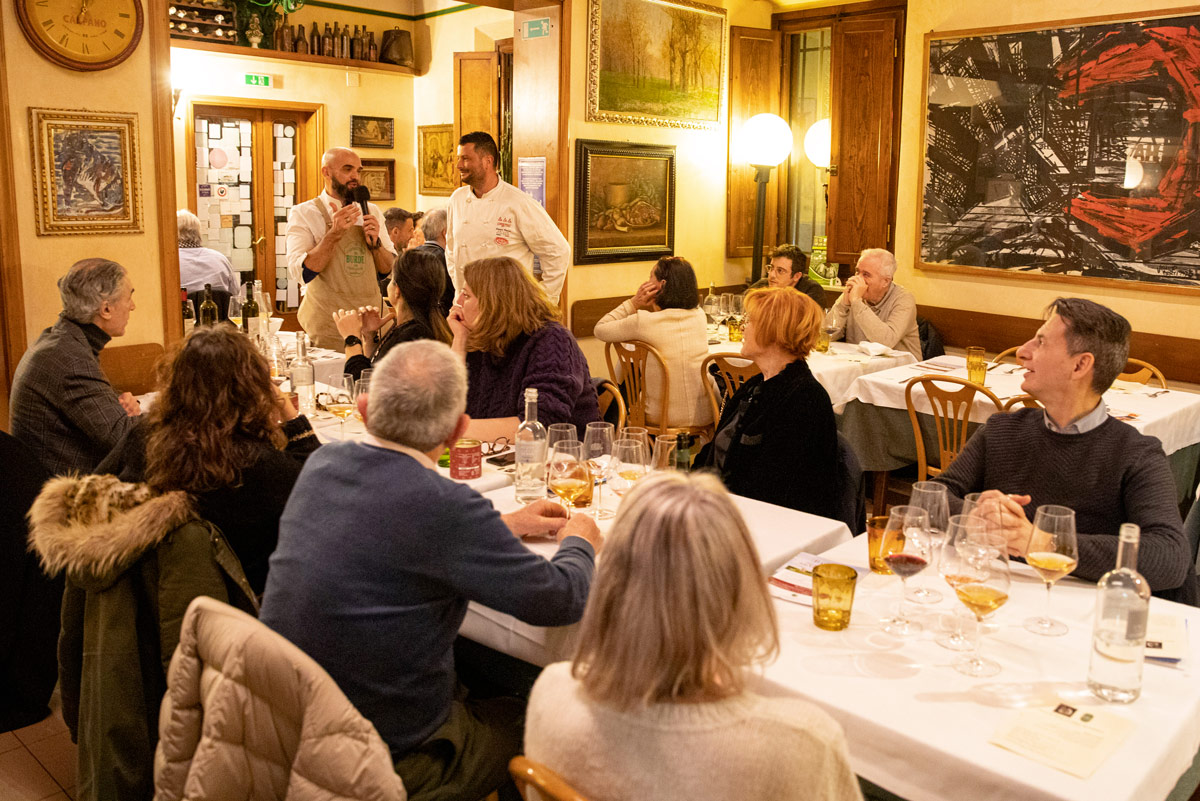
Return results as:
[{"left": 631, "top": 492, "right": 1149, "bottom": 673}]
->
[
  {"left": 444, "top": 179, "right": 570, "bottom": 303},
  {"left": 285, "top": 190, "right": 396, "bottom": 285}
]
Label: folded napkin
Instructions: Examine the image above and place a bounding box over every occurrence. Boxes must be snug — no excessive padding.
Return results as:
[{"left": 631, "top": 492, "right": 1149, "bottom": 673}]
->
[{"left": 857, "top": 341, "right": 891, "bottom": 357}]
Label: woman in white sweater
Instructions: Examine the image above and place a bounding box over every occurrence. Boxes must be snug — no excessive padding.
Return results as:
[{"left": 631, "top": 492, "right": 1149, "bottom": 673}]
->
[
  {"left": 524, "top": 472, "right": 863, "bottom": 801},
  {"left": 593, "top": 257, "right": 713, "bottom": 428}
]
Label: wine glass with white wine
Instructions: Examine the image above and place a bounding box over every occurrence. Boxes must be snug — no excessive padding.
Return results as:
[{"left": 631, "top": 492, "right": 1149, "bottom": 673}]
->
[
  {"left": 610, "top": 438, "right": 649, "bottom": 499},
  {"left": 1024, "top": 505, "right": 1078, "bottom": 637},
  {"left": 953, "top": 549, "right": 1012, "bottom": 678},
  {"left": 583, "top": 422, "right": 616, "bottom": 519},
  {"left": 325, "top": 373, "right": 357, "bottom": 441},
  {"left": 547, "top": 441, "right": 588, "bottom": 519}
]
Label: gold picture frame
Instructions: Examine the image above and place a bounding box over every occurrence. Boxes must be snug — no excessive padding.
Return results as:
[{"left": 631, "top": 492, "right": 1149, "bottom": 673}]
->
[
  {"left": 586, "top": 0, "right": 727, "bottom": 129},
  {"left": 30, "top": 107, "right": 143, "bottom": 236},
  {"left": 360, "top": 158, "right": 396, "bottom": 201},
  {"left": 418, "top": 124, "right": 457, "bottom": 196}
]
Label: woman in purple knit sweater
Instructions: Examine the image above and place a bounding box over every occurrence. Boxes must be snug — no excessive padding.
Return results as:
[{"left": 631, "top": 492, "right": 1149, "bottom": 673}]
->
[{"left": 449, "top": 256, "right": 599, "bottom": 441}]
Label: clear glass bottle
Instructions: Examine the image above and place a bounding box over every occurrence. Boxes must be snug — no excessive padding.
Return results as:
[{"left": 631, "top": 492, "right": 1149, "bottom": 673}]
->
[
  {"left": 198, "top": 283, "right": 218, "bottom": 326},
  {"left": 254, "top": 278, "right": 271, "bottom": 328},
  {"left": 514, "top": 388, "right": 548, "bottom": 503},
  {"left": 181, "top": 288, "right": 195, "bottom": 334},
  {"left": 291, "top": 332, "right": 316, "bottom": 417},
  {"left": 1088, "top": 523, "right": 1151, "bottom": 703}
]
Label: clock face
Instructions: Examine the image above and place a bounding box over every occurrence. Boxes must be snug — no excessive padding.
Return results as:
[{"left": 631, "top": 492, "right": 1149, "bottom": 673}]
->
[{"left": 17, "top": 0, "right": 145, "bottom": 71}]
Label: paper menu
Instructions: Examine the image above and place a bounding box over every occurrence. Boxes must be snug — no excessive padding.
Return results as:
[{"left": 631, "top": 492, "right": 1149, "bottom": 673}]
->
[
  {"left": 768, "top": 553, "right": 864, "bottom": 606},
  {"left": 990, "top": 703, "right": 1134, "bottom": 779},
  {"left": 1145, "top": 615, "right": 1188, "bottom": 664}
]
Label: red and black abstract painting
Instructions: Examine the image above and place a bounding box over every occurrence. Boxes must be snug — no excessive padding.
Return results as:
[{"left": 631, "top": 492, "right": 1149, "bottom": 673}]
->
[{"left": 920, "top": 12, "right": 1200, "bottom": 289}]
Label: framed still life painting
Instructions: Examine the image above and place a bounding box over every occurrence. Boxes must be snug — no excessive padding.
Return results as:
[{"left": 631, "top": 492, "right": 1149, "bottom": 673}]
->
[
  {"left": 574, "top": 139, "right": 675, "bottom": 264},
  {"left": 30, "top": 107, "right": 142, "bottom": 236}
]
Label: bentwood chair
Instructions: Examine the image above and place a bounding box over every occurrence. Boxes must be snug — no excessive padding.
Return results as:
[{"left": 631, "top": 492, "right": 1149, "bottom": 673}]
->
[
  {"left": 904, "top": 375, "right": 1003, "bottom": 480},
  {"left": 605, "top": 340, "right": 712, "bottom": 443},
  {"left": 1002, "top": 394, "right": 1042, "bottom": 411},
  {"left": 509, "top": 757, "right": 591, "bottom": 801},
  {"left": 700, "top": 352, "right": 762, "bottom": 423},
  {"left": 593, "top": 377, "right": 628, "bottom": 431},
  {"left": 1117, "top": 358, "right": 1168, "bottom": 388},
  {"left": 990, "top": 346, "right": 1020, "bottom": 364}
]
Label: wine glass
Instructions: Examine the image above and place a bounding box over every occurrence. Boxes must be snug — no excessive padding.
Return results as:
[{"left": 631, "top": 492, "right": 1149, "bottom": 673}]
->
[
  {"left": 822, "top": 309, "right": 838, "bottom": 347},
  {"left": 907, "top": 481, "right": 951, "bottom": 604},
  {"left": 961, "top": 492, "right": 983, "bottom": 517},
  {"left": 547, "top": 441, "right": 588, "bottom": 518},
  {"left": 879, "top": 505, "right": 932, "bottom": 636},
  {"left": 611, "top": 438, "right": 649, "bottom": 498},
  {"left": 353, "top": 378, "right": 369, "bottom": 424},
  {"left": 651, "top": 434, "right": 677, "bottom": 472},
  {"left": 325, "top": 374, "right": 356, "bottom": 440},
  {"left": 620, "top": 426, "right": 650, "bottom": 452},
  {"left": 227, "top": 296, "right": 243, "bottom": 329},
  {"left": 1023, "top": 505, "right": 1079, "bottom": 637},
  {"left": 583, "top": 422, "right": 616, "bottom": 519},
  {"left": 547, "top": 423, "right": 578, "bottom": 452},
  {"left": 953, "top": 549, "right": 1012, "bottom": 678},
  {"left": 936, "top": 514, "right": 987, "bottom": 651}
]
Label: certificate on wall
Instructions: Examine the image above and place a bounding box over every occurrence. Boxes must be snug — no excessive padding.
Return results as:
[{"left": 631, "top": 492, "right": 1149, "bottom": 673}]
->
[{"left": 517, "top": 157, "right": 547, "bottom": 208}]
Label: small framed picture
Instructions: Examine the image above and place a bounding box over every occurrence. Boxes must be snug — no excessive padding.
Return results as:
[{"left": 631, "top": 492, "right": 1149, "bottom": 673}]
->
[
  {"left": 574, "top": 139, "right": 675, "bottom": 264},
  {"left": 418, "top": 124, "right": 457, "bottom": 196},
  {"left": 350, "top": 115, "right": 394, "bottom": 149},
  {"left": 359, "top": 158, "right": 395, "bottom": 201}
]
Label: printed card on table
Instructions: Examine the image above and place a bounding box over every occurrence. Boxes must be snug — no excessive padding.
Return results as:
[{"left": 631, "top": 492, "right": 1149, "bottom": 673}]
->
[
  {"left": 990, "top": 703, "right": 1134, "bottom": 779},
  {"left": 768, "top": 553, "right": 865, "bottom": 607},
  {"left": 1145, "top": 615, "right": 1189, "bottom": 664}
]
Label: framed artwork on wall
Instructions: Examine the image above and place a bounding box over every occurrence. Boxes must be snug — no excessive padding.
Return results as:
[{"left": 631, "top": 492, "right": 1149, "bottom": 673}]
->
[
  {"left": 360, "top": 159, "right": 395, "bottom": 201},
  {"left": 586, "top": 0, "right": 727, "bottom": 129},
  {"left": 350, "top": 115, "right": 394, "bottom": 148},
  {"left": 574, "top": 139, "right": 675, "bottom": 264},
  {"left": 917, "top": 10, "right": 1200, "bottom": 294},
  {"left": 418, "top": 124, "right": 458, "bottom": 196},
  {"left": 30, "top": 107, "right": 143, "bottom": 236}
]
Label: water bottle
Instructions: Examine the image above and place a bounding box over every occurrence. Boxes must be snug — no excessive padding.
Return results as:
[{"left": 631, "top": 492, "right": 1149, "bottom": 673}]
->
[
  {"left": 1087, "top": 523, "right": 1150, "bottom": 703},
  {"left": 514, "top": 388, "right": 548, "bottom": 503},
  {"left": 291, "top": 332, "right": 316, "bottom": 417}
]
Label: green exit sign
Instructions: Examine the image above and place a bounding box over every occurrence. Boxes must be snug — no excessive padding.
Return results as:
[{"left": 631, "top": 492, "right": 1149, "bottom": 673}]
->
[
  {"left": 522, "top": 18, "right": 550, "bottom": 39},
  {"left": 244, "top": 73, "right": 273, "bottom": 87}
]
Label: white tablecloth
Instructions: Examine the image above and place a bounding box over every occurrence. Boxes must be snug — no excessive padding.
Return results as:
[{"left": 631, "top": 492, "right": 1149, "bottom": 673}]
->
[
  {"left": 277, "top": 330, "right": 348, "bottom": 387},
  {"left": 756, "top": 534, "right": 1200, "bottom": 801},
  {"left": 459, "top": 486, "right": 853, "bottom": 666},
  {"left": 841, "top": 356, "right": 1200, "bottom": 455}
]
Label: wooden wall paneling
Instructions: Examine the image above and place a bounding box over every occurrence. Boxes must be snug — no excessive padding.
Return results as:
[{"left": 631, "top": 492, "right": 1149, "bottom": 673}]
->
[
  {"left": 151, "top": 0, "right": 182, "bottom": 344},
  {"left": 0, "top": 17, "right": 27, "bottom": 422},
  {"left": 726, "top": 26, "right": 783, "bottom": 260},
  {"left": 454, "top": 51, "right": 502, "bottom": 146},
  {"left": 99, "top": 342, "right": 167, "bottom": 395}
]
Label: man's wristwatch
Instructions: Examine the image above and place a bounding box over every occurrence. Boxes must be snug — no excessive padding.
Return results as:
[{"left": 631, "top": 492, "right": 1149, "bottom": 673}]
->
[{"left": 344, "top": 335, "right": 363, "bottom": 348}]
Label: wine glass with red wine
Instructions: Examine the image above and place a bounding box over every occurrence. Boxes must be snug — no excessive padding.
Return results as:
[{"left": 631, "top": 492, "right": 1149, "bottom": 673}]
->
[{"left": 879, "top": 505, "right": 932, "bottom": 636}]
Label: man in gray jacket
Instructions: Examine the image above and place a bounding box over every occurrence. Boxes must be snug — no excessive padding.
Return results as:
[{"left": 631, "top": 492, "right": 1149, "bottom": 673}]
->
[
  {"left": 828, "top": 248, "right": 921, "bottom": 359},
  {"left": 10, "top": 258, "right": 140, "bottom": 474}
]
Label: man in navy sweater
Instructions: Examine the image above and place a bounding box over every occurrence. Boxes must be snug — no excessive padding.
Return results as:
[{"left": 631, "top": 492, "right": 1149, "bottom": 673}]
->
[
  {"left": 934, "top": 298, "right": 1195, "bottom": 605},
  {"left": 261, "top": 339, "right": 603, "bottom": 800}
]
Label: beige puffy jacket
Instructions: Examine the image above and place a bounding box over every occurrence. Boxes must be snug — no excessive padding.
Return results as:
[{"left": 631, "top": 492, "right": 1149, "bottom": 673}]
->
[{"left": 154, "top": 596, "right": 406, "bottom": 801}]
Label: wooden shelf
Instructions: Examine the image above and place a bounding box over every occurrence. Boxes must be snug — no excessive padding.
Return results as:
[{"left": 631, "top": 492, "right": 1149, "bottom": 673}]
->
[{"left": 170, "top": 38, "right": 415, "bottom": 76}]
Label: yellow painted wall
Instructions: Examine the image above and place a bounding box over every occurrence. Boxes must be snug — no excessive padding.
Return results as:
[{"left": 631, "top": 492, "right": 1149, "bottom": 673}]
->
[
  {"left": 898, "top": 0, "right": 1200, "bottom": 340},
  {"left": 171, "top": 46, "right": 416, "bottom": 210},
  {"left": 3, "top": 0, "right": 168, "bottom": 347}
]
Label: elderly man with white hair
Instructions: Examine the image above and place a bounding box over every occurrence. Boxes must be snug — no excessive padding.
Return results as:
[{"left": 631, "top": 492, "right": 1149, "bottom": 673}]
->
[
  {"left": 414, "top": 207, "right": 454, "bottom": 313},
  {"left": 260, "top": 339, "right": 602, "bottom": 801},
  {"left": 285, "top": 146, "right": 396, "bottom": 348},
  {"left": 176, "top": 209, "right": 239, "bottom": 295},
  {"left": 827, "top": 248, "right": 921, "bottom": 359},
  {"left": 9, "top": 258, "right": 140, "bottom": 474}
]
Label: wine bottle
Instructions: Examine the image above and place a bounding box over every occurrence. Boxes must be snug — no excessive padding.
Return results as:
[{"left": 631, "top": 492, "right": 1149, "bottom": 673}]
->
[
  {"left": 339, "top": 22, "right": 349, "bottom": 59},
  {"left": 295, "top": 23, "right": 309, "bottom": 54},
  {"left": 199, "top": 283, "right": 218, "bottom": 326},
  {"left": 676, "top": 433, "right": 692, "bottom": 471},
  {"left": 254, "top": 279, "right": 271, "bottom": 325},
  {"left": 1087, "top": 523, "right": 1150, "bottom": 703},
  {"left": 351, "top": 25, "right": 361, "bottom": 59},
  {"left": 332, "top": 21, "right": 341, "bottom": 58},
  {"left": 514, "top": 388, "right": 548, "bottom": 503},
  {"left": 292, "top": 332, "right": 316, "bottom": 416},
  {"left": 181, "top": 288, "right": 195, "bottom": 334},
  {"left": 282, "top": 17, "right": 293, "bottom": 51},
  {"left": 273, "top": 15, "right": 285, "bottom": 50},
  {"left": 241, "top": 282, "right": 260, "bottom": 337},
  {"left": 322, "top": 23, "right": 333, "bottom": 57},
  {"left": 367, "top": 31, "right": 378, "bottom": 61},
  {"left": 310, "top": 21, "right": 320, "bottom": 53}
]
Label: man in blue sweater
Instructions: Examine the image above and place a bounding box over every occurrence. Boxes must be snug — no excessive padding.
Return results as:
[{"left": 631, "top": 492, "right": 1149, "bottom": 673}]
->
[
  {"left": 261, "top": 339, "right": 603, "bottom": 800},
  {"left": 933, "top": 298, "right": 1195, "bottom": 604}
]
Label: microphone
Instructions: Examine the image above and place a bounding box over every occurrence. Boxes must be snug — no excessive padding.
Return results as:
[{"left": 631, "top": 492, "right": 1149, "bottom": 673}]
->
[{"left": 351, "top": 185, "right": 376, "bottom": 245}]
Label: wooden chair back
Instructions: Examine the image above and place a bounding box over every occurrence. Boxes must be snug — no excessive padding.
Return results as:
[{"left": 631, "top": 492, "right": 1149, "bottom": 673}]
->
[
  {"left": 605, "top": 340, "right": 668, "bottom": 431},
  {"left": 510, "top": 756, "right": 591, "bottom": 801},
  {"left": 700, "top": 352, "right": 761, "bottom": 424},
  {"left": 99, "top": 343, "right": 166, "bottom": 396},
  {"left": 905, "top": 375, "right": 1003, "bottom": 481},
  {"left": 1117, "top": 358, "right": 1167, "bottom": 388},
  {"left": 1002, "top": 394, "right": 1042, "bottom": 411},
  {"left": 990, "top": 346, "right": 1020, "bottom": 364},
  {"left": 594, "top": 377, "right": 627, "bottom": 431}
]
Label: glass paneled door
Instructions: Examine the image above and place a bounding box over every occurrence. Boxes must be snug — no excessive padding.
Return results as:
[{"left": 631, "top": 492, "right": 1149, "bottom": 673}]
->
[{"left": 189, "top": 103, "right": 316, "bottom": 315}]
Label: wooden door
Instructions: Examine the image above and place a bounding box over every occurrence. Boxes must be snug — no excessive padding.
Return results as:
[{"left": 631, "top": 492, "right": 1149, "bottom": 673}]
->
[{"left": 454, "top": 51, "right": 501, "bottom": 145}]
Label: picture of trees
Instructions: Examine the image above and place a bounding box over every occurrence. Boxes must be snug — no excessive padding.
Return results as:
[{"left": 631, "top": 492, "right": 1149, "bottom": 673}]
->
[{"left": 587, "top": 0, "right": 726, "bottom": 128}]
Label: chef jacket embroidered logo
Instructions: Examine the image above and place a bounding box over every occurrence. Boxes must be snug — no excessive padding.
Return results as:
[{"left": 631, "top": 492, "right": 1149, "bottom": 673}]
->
[{"left": 495, "top": 215, "right": 515, "bottom": 246}]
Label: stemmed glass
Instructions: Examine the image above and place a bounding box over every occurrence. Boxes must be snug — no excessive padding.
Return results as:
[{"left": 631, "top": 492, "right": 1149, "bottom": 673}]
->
[
  {"left": 547, "top": 423, "right": 578, "bottom": 452},
  {"left": 227, "top": 297, "right": 243, "bottom": 328},
  {"left": 702, "top": 295, "right": 721, "bottom": 342},
  {"left": 326, "top": 373, "right": 356, "bottom": 440},
  {"left": 719, "top": 293, "right": 734, "bottom": 338},
  {"left": 936, "top": 514, "right": 987, "bottom": 651},
  {"left": 583, "top": 422, "right": 616, "bottom": 519},
  {"left": 620, "top": 426, "right": 650, "bottom": 453},
  {"left": 953, "top": 549, "right": 1012, "bottom": 678},
  {"left": 907, "top": 481, "right": 951, "bottom": 604},
  {"left": 547, "top": 441, "right": 588, "bottom": 518},
  {"left": 1023, "top": 505, "right": 1079, "bottom": 636},
  {"left": 822, "top": 309, "right": 838, "bottom": 348},
  {"left": 610, "top": 438, "right": 649, "bottom": 498},
  {"left": 352, "top": 378, "right": 369, "bottom": 424},
  {"left": 651, "top": 434, "right": 677, "bottom": 472},
  {"left": 879, "top": 505, "right": 932, "bottom": 636}
]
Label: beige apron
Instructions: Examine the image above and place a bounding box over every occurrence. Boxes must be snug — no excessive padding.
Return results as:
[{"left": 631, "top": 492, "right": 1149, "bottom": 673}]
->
[{"left": 297, "top": 200, "right": 384, "bottom": 349}]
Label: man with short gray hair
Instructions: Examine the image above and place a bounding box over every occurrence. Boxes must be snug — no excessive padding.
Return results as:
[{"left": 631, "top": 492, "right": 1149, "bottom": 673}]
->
[
  {"left": 261, "top": 339, "right": 601, "bottom": 801},
  {"left": 827, "top": 248, "right": 921, "bottom": 358},
  {"left": 10, "top": 258, "right": 140, "bottom": 474},
  {"left": 415, "top": 207, "right": 453, "bottom": 313}
]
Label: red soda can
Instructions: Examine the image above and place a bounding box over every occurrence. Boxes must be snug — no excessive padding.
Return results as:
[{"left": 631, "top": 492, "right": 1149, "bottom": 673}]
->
[{"left": 450, "top": 439, "right": 482, "bottom": 480}]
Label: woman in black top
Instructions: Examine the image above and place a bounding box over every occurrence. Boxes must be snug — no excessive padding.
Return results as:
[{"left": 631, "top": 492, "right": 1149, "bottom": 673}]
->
[
  {"left": 334, "top": 246, "right": 452, "bottom": 381},
  {"left": 695, "top": 287, "right": 839, "bottom": 519},
  {"left": 97, "top": 326, "right": 319, "bottom": 594}
]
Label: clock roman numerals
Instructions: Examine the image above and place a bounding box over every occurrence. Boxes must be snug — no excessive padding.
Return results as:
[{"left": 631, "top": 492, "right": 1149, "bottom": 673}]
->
[
  {"left": 19, "top": 0, "right": 142, "bottom": 69},
  {"left": 114, "top": 29, "right": 125, "bottom": 38}
]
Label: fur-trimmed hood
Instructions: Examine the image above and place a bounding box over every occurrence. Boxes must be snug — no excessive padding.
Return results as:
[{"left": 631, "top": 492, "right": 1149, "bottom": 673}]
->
[{"left": 28, "top": 474, "right": 194, "bottom": 592}]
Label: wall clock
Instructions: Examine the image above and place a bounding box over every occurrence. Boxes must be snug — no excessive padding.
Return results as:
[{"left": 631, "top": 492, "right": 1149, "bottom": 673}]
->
[{"left": 15, "top": 0, "right": 145, "bottom": 71}]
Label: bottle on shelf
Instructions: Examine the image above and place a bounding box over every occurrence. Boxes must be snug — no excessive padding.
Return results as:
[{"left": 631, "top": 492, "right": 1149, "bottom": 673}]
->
[
  {"left": 281, "top": 17, "right": 293, "bottom": 51},
  {"left": 1087, "top": 523, "right": 1151, "bottom": 703},
  {"left": 351, "top": 25, "right": 361, "bottom": 59},
  {"left": 340, "top": 22, "right": 350, "bottom": 59},
  {"left": 310, "top": 21, "right": 320, "bottom": 53},
  {"left": 513, "top": 388, "right": 548, "bottom": 503},
  {"left": 181, "top": 288, "right": 195, "bottom": 335},
  {"left": 357, "top": 27, "right": 368, "bottom": 61},
  {"left": 291, "top": 333, "right": 316, "bottom": 417},
  {"left": 295, "top": 23, "right": 308, "bottom": 54},
  {"left": 273, "top": 14, "right": 285, "bottom": 49},
  {"left": 367, "top": 31, "right": 378, "bottom": 61},
  {"left": 198, "top": 283, "right": 218, "bottom": 326},
  {"left": 322, "top": 23, "right": 334, "bottom": 57},
  {"left": 241, "top": 281, "right": 260, "bottom": 337}
]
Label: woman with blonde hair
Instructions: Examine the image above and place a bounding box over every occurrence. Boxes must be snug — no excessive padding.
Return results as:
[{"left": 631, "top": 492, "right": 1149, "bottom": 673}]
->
[
  {"left": 524, "top": 472, "right": 861, "bottom": 801},
  {"left": 695, "top": 286, "right": 839, "bottom": 517},
  {"left": 449, "top": 256, "right": 599, "bottom": 440}
]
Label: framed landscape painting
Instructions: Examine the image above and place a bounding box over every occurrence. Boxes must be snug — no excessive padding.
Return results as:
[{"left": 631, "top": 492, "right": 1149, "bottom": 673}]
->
[
  {"left": 360, "top": 159, "right": 395, "bottom": 201},
  {"left": 574, "top": 139, "right": 675, "bottom": 264},
  {"left": 586, "top": 0, "right": 727, "bottom": 129},
  {"left": 350, "top": 115, "right": 394, "bottom": 149},
  {"left": 418, "top": 124, "right": 457, "bottom": 196},
  {"left": 30, "top": 107, "right": 142, "bottom": 236},
  {"left": 917, "top": 10, "right": 1200, "bottom": 293}
]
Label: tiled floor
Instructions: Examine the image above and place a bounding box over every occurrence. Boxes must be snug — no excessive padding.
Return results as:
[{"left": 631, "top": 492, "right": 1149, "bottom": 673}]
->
[{"left": 0, "top": 706, "right": 76, "bottom": 801}]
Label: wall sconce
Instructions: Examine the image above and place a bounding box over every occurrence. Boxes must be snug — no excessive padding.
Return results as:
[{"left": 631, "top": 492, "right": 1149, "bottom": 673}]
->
[
  {"left": 741, "top": 113, "right": 793, "bottom": 284},
  {"left": 804, "top": 117, "right": 832, "bottom": 207}
]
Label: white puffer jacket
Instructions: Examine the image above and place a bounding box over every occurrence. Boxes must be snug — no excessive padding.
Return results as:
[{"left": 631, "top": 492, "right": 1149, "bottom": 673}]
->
[{"left": 154, "top": 596, "right": 406, "bottom": 801}]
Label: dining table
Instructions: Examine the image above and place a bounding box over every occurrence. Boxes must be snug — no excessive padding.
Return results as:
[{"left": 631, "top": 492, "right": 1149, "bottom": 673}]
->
[
  {"left": 757, "top": 534, "right": 1200, "bottom": 801},
  {"left": 276, "top": 330, "right": 349, "bottom": 387}
]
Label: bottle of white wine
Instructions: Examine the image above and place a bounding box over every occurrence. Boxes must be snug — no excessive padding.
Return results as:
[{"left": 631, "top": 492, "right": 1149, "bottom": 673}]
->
[
  {"left": 241, "top": 282, "right": 260, "bottom": 338},
  {"left": 1087, "top": 523, "right": 1150, "bottom": 703},
  {"left": 291, "top": 332, "right": 316, "bottom": 417},
  {"left": 198, "top": 284, "right": 218, "bottom": 326},
  {"left": 514, "top": 388, "right": 548, "bottom": 503}
]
